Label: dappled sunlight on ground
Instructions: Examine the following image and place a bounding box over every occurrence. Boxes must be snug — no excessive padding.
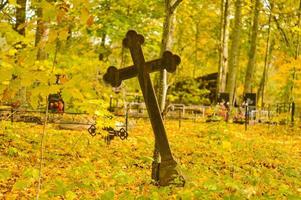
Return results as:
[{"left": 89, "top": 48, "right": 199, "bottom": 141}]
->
[{"left": 0, "top": 120, "right": 300, "bottom": 199}]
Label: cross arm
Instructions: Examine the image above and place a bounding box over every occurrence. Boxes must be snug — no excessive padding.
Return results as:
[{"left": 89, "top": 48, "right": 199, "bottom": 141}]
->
[{"left": 103, "top": 51, "right": 181, "bottom": 87}]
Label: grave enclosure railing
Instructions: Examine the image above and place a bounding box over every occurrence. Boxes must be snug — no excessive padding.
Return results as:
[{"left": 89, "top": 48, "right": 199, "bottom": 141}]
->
[
  {"left": 245, "top": 102, "right": 300, "bottom": 125},
  {"left": 113, "top": 102, "right": 210, "bottom": 120},
  {"left": 0, "top": 106, "right": 93, "bottom": 125},
  {"left": 2, "top": 101, "right": 299, "bottom": 126},
  {"left": 108, "top": 100, "right": 300, "bottom": 125}
]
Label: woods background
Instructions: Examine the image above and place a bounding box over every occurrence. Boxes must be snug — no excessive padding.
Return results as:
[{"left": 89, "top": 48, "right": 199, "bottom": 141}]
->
[{"left": 0, "top": 0, "right": 301, "bottom": 113}]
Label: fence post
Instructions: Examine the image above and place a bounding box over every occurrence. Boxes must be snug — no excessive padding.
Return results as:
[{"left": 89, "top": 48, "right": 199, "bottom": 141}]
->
[
  {"left": 268, "top": 104, "right": 270, "bottom": 122},
  {"left": 178, "top": 109, "right": 182, "bottom": 129},
  {"left": 245, "top": 105, "right": 248, "bottom": 131},
  {"left": 125, "top": 107, "right": 129, "bottom": 132},
  {"left": 11, "top": 107, "right": 14, "bottom": 123},
  {"left": 109, "top": 95, "right": 113, "bottom": 112},
  {"left": 291, "top": 101, "right": 295, "bottom": 126}
]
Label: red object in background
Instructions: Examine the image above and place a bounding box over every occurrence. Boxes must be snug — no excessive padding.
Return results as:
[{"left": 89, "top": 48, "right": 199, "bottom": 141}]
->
[
  {"left": 11, "top": 101, "right": 21, "bottom": 108},
  {"left": 57, "top": 100, "right": 64, "bottom": 113},
  {"left": 48, "top": 94, "right": 64, "bottom": 113}
]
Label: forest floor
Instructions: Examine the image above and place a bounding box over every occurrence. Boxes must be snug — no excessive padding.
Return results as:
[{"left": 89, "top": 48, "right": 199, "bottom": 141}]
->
[{"left": 0, "top": 119, "right": 301, "bottom": 199}]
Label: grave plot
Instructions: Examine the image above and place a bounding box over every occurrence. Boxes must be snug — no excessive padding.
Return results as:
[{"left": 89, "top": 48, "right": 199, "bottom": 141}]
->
[
  {"left": 0, "top": 103, "right": 130, "bottom": 144},
  {"left": 233, "top": 101, "right": 299, "bottom": 127}
]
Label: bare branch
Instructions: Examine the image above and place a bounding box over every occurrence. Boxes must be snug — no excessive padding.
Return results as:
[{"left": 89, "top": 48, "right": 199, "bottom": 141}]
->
[
  {"left": 0, "top": 0, "right": 8, "bottom": 11},
  {"left": 273, "top": 15, "right": 291, "bottom": 48},
  {"left": 1, "top": 10, "right": 16, "bottom": 23},
  {"left": 263, "top": 0, "right": 291, "bottom": 49}
]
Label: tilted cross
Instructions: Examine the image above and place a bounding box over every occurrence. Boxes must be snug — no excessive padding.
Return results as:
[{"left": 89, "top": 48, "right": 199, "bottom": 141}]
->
[
  {"left": 103, "top": 30, "right": 184, "bottom": 186},
  {"left": 103, "top": 49, "right": 180, "bottom": 87}
]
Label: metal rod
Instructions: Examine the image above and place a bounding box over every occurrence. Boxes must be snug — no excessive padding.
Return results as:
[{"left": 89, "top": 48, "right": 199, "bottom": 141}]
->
[
  {"left": 291, "top": 101, "right": 295, "bottom": 125},
  {"left": 245, "top": 105, "right": 248, "bottom": 131},
  {"left": 125, "top": 108, "right": 128, "bottom": 132}
]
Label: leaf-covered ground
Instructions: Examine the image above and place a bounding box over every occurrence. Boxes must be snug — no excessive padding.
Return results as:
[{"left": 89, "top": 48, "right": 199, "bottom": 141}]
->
[{"left": 0, "top": 119, "right": 301, "bottom": 199}]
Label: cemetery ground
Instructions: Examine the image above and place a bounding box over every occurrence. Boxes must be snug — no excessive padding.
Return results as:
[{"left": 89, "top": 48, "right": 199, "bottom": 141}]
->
[{"left": 0, "top": 119, "right": 301, "bottom": 199}]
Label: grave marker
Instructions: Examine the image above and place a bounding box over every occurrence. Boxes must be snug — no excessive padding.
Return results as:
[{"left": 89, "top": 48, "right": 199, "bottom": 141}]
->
[
  {"left": 244, "top": 93, "right": 256, "bottom": 107},
  {"left": 103, "top": 30, "right": 184, "bottom": 186},
  {"left": 217, "top": 93, "right": 230, "bottom": 121},
  {"left": 244, "top": 93, "right": 256, "bottom": 130},
  {"left": 217, "top": 93, "right": 230, "bottom": 104}
]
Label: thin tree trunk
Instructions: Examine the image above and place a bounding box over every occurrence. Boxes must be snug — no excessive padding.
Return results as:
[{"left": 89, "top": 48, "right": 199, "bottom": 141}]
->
[
  {"left": 15, "top": 0, "right": 27, "bottom": 36},
  {"left": 193, "top": 20, "right": 200, "bottom": 78},
  {"left": 36, "top": 97, "right": 49, "bottom": 200},
  {"left": 244, "top": 0, "right": 260, "bottom": 94},
  {"left": 290, "top": 0, "right": 301, "bottom": 101},
  {"left": 258, "top": 39, "right": 274, "bottom": 107},
  {"left": 35, "top": 2, "right": 47, "bottom": 60},
  {"left": 153, "top": 0, "right": 182, "bottom": 183},
  {"left": 158, "top": 0, "right": 182, "bottom": 111},
  {"left": 226, "top": 0, "right": 242, "bottom": 105},
  {"left": 158, "top": 2, "right": 173, "bottom": 111},
  {"left": 13, "top": 0, "right": 27, "bottom": 106},
  {"left": 218, "top": 0, "right": 225, "bottom": 85},
  {"left": 218, "top": 0, "right": 230, "bottom": 93},
  {"left": 257, "top": 7, "right": 273, "bottom": 107},
  {"left": 295, "top": 0, "right": 301, "bottom": 60},
  {"left": 0, "top": 0, "right": 8, "bottom": 12}
]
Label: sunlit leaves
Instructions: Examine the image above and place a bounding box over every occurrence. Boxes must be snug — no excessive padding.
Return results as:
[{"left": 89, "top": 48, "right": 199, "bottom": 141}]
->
[
  {"left": 0, "top": 169, "right": 11, "bottom": 181},
  {"left": 1, "top": 121, "right": 300, "bottom": 198}
]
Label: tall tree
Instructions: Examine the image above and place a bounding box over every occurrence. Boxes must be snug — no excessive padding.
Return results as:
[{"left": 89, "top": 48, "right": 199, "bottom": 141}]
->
[
  {"left": 290, "top": 0, "right": 301, "bottom": 102},
  {"left": 244, "top": 0, "right": 261, "bottom": 94},
  {"left": 157, "top": 0, "right": 182, "bottom": 111},
  {"left": 15, "top": 0, "right": 27, "bottom": 36},
  {"left": 153, "top": 0, "right": 182, "bottom": 182},
  {"left": 35, "top": 1, "right": 47, "bottom": 60},
  {"left": 218, "top": 0, "right": 230, "bottom": 93},
  {"left": 0, "top": 0, "right": 8, "bottom": 11},
  {"left": 193, "top": 19, "right": 200, "bottom": 78},
  {"left": 226, "top": 0, "right": 242, "bottom": 104},
  {"left": 257, "top": 4, "right": 273, "bottom": 107},
  {"left": 11, "top": 0, "right": 27, "bottom": 106}
]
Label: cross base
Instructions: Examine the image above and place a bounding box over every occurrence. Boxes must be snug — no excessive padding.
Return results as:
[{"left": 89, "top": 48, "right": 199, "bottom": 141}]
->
[{"left": 152, "top": 159, "right": 185, "bottom": 186}]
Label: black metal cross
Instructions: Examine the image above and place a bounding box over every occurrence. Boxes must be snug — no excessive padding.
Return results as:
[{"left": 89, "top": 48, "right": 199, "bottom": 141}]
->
[{"left": 103, "top": 30, "right": 183, "bottom": 186}]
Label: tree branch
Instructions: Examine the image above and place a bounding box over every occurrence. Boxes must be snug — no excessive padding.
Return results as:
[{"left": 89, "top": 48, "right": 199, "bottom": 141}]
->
[
  {"left": 0, "top": 0, "right": 8, "bottom": 11},
  {"left": 170, "top": 0, "right": 183, "bottom": 14},
  {"left": 263, "top": 0, "right": 291, "bottom": 49},
  {"left": 273, "top": 15, "right": 291, "bottom": 48},
  {"left": 1, "top": 10, "right": 16, "bottom": 23}
]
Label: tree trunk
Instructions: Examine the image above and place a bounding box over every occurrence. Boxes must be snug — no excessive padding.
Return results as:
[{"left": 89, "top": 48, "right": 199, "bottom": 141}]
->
[
  {"left": 35, "top": 3, "right": 47, "bottom": 60},
  {"left": 158, "top": 0, "right": 182, "bottom": 111},
  {"left": 290, "top": 0, "right": 301, "bottom": 102},
  {"left": 158, "top": 1, "right": 173, "bottom": 111},
  {"left": 226, "top": 0, "right": 242, "bottom": 105},
  {"left": 13, "top": 0, "right": 27, "bottom": 106},
  {"left": 244, "top": 0, "right": 260, "bottom": 94},
  {"left": 218, "top": 0, "right": 230, "bottom": 93},
  {"left": 193, "top": 20, "right": 200, "bottom": 78},
  {"left": 153, "top": 0, "right": 182, "bottom": 183},
  {"left": 0, "top": 0, "right": 8, "bottom": 12},
  {"left": 295, "top": 0, "right": 301, "bottom": 60},
  {"left": 258, "top": 39, "right": 274, "bottom": 107},
  {"left": 257, "top": 7, "right": 273, "bottom": 107},
  {"left": 15, "top": 0, "right": 27, "bottom": 36}
]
